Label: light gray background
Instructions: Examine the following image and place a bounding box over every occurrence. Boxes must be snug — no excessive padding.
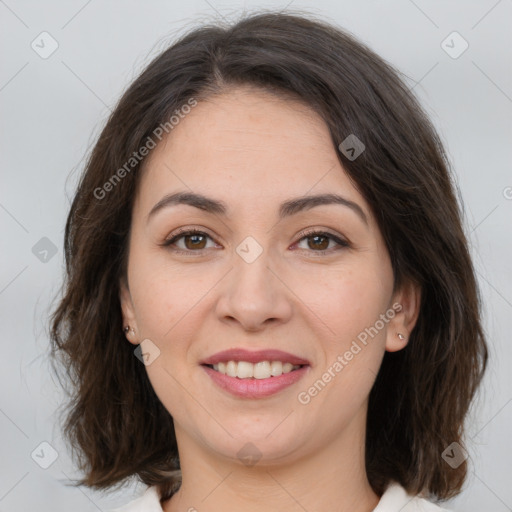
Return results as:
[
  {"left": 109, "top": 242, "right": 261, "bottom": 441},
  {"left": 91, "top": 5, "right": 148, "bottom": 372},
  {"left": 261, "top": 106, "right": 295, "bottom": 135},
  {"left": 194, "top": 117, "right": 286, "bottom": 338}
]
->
[{"left": 1, "top": 0, "right": 511, "bottom": 510}]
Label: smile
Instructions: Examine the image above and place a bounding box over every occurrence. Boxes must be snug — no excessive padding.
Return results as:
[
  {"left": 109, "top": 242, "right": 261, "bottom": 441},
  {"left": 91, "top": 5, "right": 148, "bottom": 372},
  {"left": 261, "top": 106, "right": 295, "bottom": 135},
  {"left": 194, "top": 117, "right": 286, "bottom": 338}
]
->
[
  {"left": 207, "top": 360, "right": 302, "bottom": 379},
  {"left": 200, "top": 348, "right": 310, "bottom": 398}
]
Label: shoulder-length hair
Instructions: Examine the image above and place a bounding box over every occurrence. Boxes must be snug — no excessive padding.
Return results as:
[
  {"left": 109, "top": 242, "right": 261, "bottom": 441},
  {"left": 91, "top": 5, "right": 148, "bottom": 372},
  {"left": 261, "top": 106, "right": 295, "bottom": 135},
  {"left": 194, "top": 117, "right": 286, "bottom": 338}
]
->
[{"left": 50, "top": 10, "right": 488, "bottom": 502}]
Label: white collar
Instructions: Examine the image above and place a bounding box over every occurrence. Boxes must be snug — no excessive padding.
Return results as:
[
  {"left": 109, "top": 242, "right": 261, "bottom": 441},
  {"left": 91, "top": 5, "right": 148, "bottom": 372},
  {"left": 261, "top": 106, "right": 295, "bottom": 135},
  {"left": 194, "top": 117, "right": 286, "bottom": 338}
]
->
[
  {"left": 373, "top": 482, "right": 451, "bottom": 511},
  {"left": 112, "top": 481, "right": 451, "bottom": 511}
]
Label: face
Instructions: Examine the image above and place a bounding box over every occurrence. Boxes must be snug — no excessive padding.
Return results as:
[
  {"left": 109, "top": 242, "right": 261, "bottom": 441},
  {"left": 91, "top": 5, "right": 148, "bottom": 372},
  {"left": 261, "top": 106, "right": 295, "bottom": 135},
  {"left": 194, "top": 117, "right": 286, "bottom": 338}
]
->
[{"left": 120, "top": 86, "right": 418, "bottom": 466}]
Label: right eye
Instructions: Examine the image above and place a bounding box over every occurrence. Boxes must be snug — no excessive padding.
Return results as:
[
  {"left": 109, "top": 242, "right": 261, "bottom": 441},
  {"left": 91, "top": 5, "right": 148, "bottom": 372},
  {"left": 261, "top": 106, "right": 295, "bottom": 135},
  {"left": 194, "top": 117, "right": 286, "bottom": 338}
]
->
[{"left": 161, "top": 229, "right": 220, "bottom": 254}]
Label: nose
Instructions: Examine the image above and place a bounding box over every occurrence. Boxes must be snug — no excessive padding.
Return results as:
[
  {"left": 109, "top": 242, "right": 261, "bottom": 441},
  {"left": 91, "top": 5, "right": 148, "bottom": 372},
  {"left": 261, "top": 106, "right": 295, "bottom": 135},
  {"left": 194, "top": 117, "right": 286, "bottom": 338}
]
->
[{"left": 214, "top": 248, "right": 293, "bottom": 332}]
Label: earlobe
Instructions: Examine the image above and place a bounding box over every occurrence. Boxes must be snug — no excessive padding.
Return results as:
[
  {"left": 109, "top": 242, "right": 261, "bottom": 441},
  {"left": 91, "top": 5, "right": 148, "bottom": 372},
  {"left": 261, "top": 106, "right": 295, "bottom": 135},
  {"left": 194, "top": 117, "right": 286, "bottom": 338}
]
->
[
  {"left": 119, "top": 278, "right": 139, "bottom": 346},
  {"left": 385, "top": 280, "right": 421, "bottom": 353}
]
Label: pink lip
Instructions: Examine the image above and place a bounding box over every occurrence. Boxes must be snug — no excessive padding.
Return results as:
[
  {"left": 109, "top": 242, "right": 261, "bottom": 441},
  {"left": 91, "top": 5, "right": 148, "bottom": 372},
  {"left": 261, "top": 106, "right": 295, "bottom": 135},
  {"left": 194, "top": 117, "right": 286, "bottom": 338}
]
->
[
  {"left": 202, "top": 365, "right": 310, "bottom": 399},
  {"left": 200, "top": 348, "right": 310, "bottom": 366}
]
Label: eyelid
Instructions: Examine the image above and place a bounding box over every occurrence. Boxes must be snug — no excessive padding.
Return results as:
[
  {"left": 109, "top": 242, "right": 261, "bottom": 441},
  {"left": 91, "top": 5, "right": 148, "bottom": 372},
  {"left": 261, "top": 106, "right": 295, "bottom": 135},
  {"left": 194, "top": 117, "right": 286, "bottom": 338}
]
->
[{"left": 295, "top": 227, "right": 348, "bottom": 242}]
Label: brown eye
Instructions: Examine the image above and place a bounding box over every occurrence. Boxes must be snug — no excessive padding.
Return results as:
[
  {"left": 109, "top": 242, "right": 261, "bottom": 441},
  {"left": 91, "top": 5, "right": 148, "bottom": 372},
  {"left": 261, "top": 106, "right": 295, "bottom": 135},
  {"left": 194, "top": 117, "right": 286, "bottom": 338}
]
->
[
  {"left": 183, "top": 233, "right": 207, "bottom": 250},
  {"left": 307, "top": 234, "right": 330, "bottom": 251},
  {"left": 162, "top": 229, "right": 216, "bottom": 253},
  {"left": 295, "top": 230, "right": 349, "bottom": 253}
]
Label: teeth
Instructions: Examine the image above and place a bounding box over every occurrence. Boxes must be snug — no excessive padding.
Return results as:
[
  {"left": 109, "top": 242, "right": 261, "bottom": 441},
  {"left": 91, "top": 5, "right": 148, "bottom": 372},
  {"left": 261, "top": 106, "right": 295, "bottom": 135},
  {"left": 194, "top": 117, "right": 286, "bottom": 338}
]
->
[
  {"left": 237, "top": 361, "right": 254, "bottom": 378},
  {"left": 254, "top": 361, "right": 270, "bottom": 379},
  {"left": 226, "top": 361, "right": 237, "bottom": 377},
  {"left": 211, "top": 360, "right": 301, "bottom": 379},
  {"left": 270, "top": 361, "right": 282, "bottom": 377},
  {"left": 282, "top": 362, "right": 293, "bottom": 373}
]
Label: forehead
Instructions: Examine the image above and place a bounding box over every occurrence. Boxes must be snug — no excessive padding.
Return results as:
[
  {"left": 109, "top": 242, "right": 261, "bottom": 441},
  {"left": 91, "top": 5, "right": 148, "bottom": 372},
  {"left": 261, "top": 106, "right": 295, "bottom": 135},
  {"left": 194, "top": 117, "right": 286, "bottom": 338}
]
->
[{"left": 136, "top": 86, "right": 368, "bottom": 219}]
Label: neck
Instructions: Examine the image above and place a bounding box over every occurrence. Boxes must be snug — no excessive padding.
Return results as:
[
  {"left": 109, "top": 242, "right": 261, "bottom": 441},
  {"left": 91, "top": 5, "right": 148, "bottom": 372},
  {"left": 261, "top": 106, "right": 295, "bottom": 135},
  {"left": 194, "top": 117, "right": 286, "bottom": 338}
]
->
[{"left": 163, "top": 407, "right": 380, "bottom": 512}]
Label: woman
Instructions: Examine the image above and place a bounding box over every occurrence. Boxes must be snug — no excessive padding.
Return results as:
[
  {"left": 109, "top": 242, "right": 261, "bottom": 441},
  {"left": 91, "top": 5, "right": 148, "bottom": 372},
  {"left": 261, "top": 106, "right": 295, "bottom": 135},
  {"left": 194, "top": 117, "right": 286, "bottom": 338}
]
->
[{"left": 50, "top": 11, "right": 488, "bottom": 512}]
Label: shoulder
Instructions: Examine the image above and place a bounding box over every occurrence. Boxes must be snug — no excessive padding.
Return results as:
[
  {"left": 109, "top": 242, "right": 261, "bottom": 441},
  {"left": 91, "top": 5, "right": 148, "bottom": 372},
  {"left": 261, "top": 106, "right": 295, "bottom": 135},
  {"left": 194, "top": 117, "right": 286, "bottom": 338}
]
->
[
  {"left": 109, "top": 486, "right": 163, "bottom": 512},
  {"left": 374, "top": 482, "right": 452, "bottom": 512}
]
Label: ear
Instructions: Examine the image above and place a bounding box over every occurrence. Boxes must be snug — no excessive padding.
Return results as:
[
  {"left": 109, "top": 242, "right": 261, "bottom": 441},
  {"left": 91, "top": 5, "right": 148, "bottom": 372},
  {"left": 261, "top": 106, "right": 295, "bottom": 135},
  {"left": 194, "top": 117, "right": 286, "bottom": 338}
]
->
[
  {"left": 385, "top": 279, "right": 421, "bottom": 353},
  {"left": 119, "top": 277, "right": 139, "bottom": 346}
]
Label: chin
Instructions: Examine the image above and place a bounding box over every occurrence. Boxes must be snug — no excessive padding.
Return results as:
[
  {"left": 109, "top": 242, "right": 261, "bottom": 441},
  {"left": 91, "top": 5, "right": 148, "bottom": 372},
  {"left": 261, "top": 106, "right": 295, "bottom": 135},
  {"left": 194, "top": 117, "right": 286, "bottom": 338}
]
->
[{"left": 205, "top": 428, "right": 305, "bottom": 466}]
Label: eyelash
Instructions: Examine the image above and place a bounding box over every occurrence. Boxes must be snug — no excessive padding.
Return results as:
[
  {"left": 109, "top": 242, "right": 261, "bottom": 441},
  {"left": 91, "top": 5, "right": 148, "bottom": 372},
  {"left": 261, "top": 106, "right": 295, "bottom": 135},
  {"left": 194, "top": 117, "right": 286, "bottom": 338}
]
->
[{"left": 160, "top": 228, "right": 350, "bottom": 256}]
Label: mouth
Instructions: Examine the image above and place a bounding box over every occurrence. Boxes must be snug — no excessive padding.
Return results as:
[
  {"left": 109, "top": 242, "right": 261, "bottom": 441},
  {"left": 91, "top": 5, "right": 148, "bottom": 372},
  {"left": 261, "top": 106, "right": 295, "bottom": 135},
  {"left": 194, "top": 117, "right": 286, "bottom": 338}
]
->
[
  {"left": 200, "top": 348, "right": 310, "bottom": 399},
  {"left": 202, "top": 360, "right": 305, "bottom": 379}
]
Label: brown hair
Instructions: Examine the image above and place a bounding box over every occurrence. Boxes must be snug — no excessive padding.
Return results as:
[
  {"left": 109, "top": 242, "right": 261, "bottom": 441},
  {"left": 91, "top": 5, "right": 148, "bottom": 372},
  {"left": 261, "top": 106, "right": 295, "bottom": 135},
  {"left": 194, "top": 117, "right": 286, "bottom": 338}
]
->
[{"left": 50, "top": 10, "right": 488, "bottom": 503}]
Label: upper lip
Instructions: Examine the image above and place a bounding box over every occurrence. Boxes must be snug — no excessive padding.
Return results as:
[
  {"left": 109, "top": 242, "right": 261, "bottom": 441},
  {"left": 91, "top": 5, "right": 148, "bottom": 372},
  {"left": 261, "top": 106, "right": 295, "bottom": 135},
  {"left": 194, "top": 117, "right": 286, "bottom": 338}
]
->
[{"left": 201, "top": 348, "right": 310, "bottom": 366}]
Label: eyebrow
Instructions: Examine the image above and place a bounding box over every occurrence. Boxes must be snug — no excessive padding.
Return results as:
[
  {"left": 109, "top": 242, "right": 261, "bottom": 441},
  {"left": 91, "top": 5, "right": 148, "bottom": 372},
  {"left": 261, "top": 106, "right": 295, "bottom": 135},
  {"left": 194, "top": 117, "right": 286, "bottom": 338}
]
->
[{"left": 147, "top": 191, "right": 368, "bottom": 224}]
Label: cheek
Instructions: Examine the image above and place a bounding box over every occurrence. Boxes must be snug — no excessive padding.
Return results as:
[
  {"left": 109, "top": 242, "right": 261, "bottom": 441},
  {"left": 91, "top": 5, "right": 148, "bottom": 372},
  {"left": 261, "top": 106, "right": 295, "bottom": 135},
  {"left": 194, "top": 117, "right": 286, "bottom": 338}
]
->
[
  {"left": 127, "top": 256, "right": 211, "bottom": 418},
  {"left": 293, "top": 260, "right": 393, "bottom": 346},
  {"left": 128, "top": 250, "right": 213, "bottom": 341},
  {"left": 293, "top": 261, "right": 393, "bottom": 417}
]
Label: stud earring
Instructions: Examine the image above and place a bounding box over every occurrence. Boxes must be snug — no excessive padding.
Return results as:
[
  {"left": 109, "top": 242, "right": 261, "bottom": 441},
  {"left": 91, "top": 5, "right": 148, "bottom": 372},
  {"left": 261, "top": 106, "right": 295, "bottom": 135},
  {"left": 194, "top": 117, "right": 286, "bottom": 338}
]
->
[
  {"left": 124, "top": 325, "right": 135, "bottom": 336},
  {"left": 397, "top": 333, "right": 406, "bottom": 340}
]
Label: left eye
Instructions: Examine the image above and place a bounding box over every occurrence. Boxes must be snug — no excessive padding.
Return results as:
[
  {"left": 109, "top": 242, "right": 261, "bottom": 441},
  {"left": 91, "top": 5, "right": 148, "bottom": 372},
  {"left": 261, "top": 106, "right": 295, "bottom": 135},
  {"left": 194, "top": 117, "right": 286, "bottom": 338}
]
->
[{"left": 295, "top": 231, "right": 349, "bottom": 252}]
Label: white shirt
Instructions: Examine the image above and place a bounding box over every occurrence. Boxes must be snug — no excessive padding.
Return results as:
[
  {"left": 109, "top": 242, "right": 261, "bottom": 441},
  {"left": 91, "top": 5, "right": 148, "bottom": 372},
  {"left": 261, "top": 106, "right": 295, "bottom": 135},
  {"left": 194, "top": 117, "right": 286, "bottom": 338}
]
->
[{"left": 110, "top": 482, "right": 451, "bottom": 511}]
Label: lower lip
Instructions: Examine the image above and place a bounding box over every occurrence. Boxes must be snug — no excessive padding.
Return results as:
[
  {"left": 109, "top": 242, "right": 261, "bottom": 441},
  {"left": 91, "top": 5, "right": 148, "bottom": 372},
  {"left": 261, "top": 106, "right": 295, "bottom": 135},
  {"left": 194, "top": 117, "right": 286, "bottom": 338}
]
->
[{"left": 202, "top": 365, "right": 309, "bottom": 399}]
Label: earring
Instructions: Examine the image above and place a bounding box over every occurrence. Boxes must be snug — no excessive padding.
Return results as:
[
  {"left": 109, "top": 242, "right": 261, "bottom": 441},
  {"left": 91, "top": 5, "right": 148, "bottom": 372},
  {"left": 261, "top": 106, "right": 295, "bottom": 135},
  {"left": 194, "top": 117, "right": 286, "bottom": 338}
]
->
[
  {"left": 124, "top": 325, "right": 135, "bottom": 336},
  {"left": 397, "top": 333, "right": 406, "bottom": 340}
]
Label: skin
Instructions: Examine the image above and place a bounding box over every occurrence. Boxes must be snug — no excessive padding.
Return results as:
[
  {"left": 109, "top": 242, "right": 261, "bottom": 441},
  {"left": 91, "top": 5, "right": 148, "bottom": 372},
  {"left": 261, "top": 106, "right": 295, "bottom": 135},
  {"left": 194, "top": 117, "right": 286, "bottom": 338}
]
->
[{"left": 120, "top": 86, "right": 420, "bottom": 512}]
